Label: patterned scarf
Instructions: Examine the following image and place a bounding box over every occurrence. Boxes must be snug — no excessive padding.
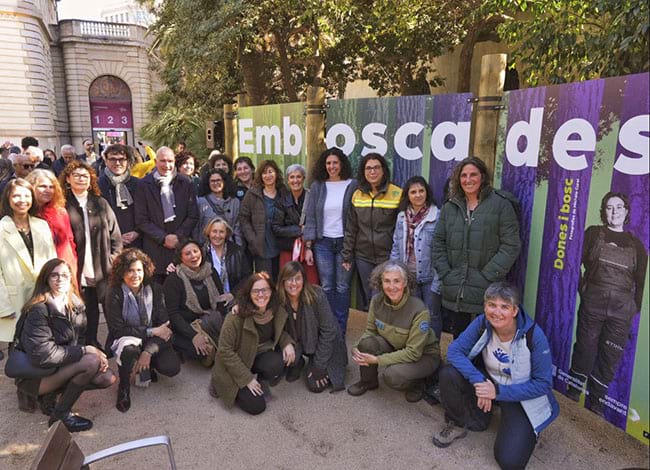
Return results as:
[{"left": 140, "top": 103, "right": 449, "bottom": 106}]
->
[
  {"left": 104, "top": 167, "right": 134, "bottom": 209},
  {"left": 121, "top": 284, "right": 153, "bottom": 327},
  {"left": 405, "top": 205, "right": 430, "bottom": 261},
  {"left": 176, "top": 262, "right": 220, "bottom": 315},
  {"left": 152, "top": 169, "right": 176, "bottom": 222}
]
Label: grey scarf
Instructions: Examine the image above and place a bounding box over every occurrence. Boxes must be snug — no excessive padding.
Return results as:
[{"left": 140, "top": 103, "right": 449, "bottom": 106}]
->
[
  {"left": 176, "top": 262, "right": 220, "bottom": 315},
  {"left": 104, "top": 167, "right": 133, "bottom": 209},
  {"left": 152, "top": 169, "right": 176, "bottom": 222},
  {"left": 121, "top": 284, "right": 153, "bottom": 327}
]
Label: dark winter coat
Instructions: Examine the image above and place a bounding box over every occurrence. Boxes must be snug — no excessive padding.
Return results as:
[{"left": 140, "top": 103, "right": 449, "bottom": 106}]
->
[
  {"left": 134, "top": 173, "right": 199, "bottom": 274},
  {"left": 431, "top": 187, "right": 520, "bottom": 313},
  {"left": 98, "top": 173, "right": 142, "bottom": 248},
  {"left": 206, "top": 241, "right": 252, "bottom": 294},
  {"left": 239, "top": 186, "right": 290, "bottom": 257},
  {"left": 66, "top": 193, "right": 123, "bottom": 300},
  {"left": 270, "top": 189, "right": 305, "bottom": 251}
]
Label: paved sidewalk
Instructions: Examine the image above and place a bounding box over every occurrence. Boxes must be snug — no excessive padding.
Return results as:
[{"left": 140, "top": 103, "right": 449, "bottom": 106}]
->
[{"left": 0, "top": 309, "right": 648, "bottom": 469}]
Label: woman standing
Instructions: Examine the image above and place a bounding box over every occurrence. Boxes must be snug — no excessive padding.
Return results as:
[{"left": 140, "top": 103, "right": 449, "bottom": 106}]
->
[
  {"left": 277, "top": 262, "right": 346, "bottom": 392},
  {"left": 390, "top": 176, "right": 441, "bottom": 339},
  {"left": 13, "top": 259, "right": 115, "bottom": 431},
  {"left": 342, "top": 153, "right": 401, "bottom": 310},
  {"left": 210, "top": 272, "right": 295, "bottom": 415},
  {"left": 61, "top": 161, "right": 123, "bottom": 349},
  {"left": 203, "top": 218, "right": 251, "bottom": 299},
  {"left": 303, "top": 148, "right": 357, "bottom": 334},
  {"left": 26, "top": 169, "right": 78, "bottom": 285},
  {"left": 239, "top": 160, "right": 288, "bottom": 281},
  {"left": 567, "top": 191, "right": 648, "bottom": 415},
  {"left": 105, "top": 249, "right": 180, "bottom": 412},
  {"left": 196, "top": 168, "right": 241, "bottom": 246},
  {"left": 432, "top": 282, "right": 559, "bottom": 470},
  {"left": 234, "top": 157, "right": 255, "bottom": 201},
  {"left": 347, "top": 261, "right": 440, "bottom": 402},
  {"left": 0, "top": 179, "right": 56, "bottom": 345},
  {"left": 164, "top": 239, "right": 226, "bottom": 366},
  {"left": 432, "top": 157, "right": 520, "bottom": 338},
  {"left": 176, "top": 150, "right": 201, "bottom": 190}
]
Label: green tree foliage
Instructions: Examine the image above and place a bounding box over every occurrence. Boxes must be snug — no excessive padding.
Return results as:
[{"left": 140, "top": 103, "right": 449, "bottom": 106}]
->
[{"left": 488, "top": 0, "right": 649, "bottom": 85}]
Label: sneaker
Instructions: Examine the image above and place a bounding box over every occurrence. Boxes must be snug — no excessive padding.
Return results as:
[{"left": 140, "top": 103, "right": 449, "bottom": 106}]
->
[{"left": 432, "top": 421, "right": 468, "bottom": 448}]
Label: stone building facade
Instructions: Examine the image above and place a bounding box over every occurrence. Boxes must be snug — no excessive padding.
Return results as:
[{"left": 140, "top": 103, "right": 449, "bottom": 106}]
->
[{"left": 0, "top": 0, "right": 160, "bottom": 152}]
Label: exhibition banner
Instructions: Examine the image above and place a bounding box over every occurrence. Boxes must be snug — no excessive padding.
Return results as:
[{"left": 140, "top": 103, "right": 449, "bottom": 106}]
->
[
  {"left": 326, "top": 94, "right": 474, "bottom": 206},
  {"left": 494, "top": 73, "right": 649, "bottom": 443}
]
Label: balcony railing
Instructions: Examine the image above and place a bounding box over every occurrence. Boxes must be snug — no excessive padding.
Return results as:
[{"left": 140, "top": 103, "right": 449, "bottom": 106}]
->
[{"left": 79, "top": 21, "right": 131, "bottom": 39}]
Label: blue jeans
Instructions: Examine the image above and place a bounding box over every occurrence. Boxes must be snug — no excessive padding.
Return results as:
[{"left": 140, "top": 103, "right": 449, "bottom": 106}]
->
[
  {"left": 314, "top": 237, "right": 352, "bottom": 335},
  {"left": 413, "top": 283, "right": 442, "bottom": 340}
]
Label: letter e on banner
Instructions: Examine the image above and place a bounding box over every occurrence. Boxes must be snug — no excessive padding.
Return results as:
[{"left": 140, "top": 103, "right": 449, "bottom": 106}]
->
[
  {"left": 431, "top": 121, "right": 471, "bottom": 162},
  {"left": 394, "top": 122, "right": 424, "bottom": 160},
  {"left": 552, "top": 119, "right": 595, "bottom": 171},
  {"left": 361, "top": 123, "right": 388, "bottom": 156},
  {"left": 505, "top": 107, "right": 544, "bottom": 167},
  {"left": 239, "top": 118, "right": 254, "bottom": 154},
  {"left": 615, "top": 114, "right": 650, "bottom": 175},
  {"left": 325, "top": 123, "right": 356, "bottom": 156}
]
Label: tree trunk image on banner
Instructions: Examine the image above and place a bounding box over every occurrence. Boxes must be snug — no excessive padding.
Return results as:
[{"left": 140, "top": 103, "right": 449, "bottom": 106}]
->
[
  {"left": 326, "top": 93, "right": 473, "bottom": 201},
  {"left": 494, "top": 73, "right": 649, "bottom": 444}
]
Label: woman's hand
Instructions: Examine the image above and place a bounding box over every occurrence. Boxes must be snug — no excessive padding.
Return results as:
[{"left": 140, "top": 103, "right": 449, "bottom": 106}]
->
[
  {"left": 308, "top": 371, "right": 329, "bottom": 389},
  {"left": 477, "top": 396, "right": 493, "bottom": 413},
  {"left": 474, "top": 380, "right": 497, "bottom": 400},
  {"left": 152, "top": 321, "right": 173, "bottom": 341},
  {"left": 351, "top": 347, "right": 378, "bottom": 366},
  {"left": 165, "top": 262, "right": 177, "bottom": 274},
  {"left": 217, "top": 293, "right": 234, "bottom": 303},
  {"left": 283, "top": 344, "right": 296, "bottom": 365},
  {"left": 246, "top": 377, "right": 263, "bottom": 396},
  {"left": 192, "top": 333, "right": 211, "bottom": 356},
  {"left": 134, "top": 351, "right": 151, "bottom": 375}
]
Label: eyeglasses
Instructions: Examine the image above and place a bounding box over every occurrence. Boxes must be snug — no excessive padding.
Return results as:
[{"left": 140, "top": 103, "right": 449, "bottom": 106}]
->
[
  {"left": 106, "top": 157, "right": 127, "bottom": 164},
  {"left": 16, "top": 163, "right": 35, "bottom": 169},
  {"left": 284, "top": 276, "right": 303, "bottom": 285},
  {"left": 210, "top": 179, "right": 223, "bottom": 184},
  {"left": 364, "top": 165, "right": 382, "bottom": 173},
  {"left": 70, "top": 173, "right": 90, "bottom": 180},
  {"left": 49, "top": 272, "right": 71, "bottom": 280},
  {"left": 251, "top": 287, "right": 271, "bottom": 296}
]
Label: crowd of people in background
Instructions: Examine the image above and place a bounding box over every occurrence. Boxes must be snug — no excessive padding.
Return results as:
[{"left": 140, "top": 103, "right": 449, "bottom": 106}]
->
[{"left": 0, "top": 137, "right": 561, "bottom": 469}]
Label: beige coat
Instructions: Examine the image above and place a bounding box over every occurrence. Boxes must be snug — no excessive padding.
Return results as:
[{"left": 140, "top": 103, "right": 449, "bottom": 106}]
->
[{"left": 0, "top": 216, "right": 56, "bottom": 342}]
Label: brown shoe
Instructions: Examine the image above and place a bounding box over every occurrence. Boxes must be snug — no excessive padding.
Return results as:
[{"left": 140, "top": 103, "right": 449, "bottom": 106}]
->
[{"left": 347, "top": 381, "right": 379, "bottom": 397}]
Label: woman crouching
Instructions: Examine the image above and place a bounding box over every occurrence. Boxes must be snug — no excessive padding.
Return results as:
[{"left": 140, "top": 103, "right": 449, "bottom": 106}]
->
[
  {"left": 210, "top": 272, "right": 295, "bottom": 415},
  {"left": 432, "top": 282, "right": 559, "bottom": 470},
  {"left": 347, "top": 260, "right": 440, "bottom": 402},
  {"left": 277, "top": 261, "right": 347, "bottom": 392},
  {"left": 13, "top": 259, "right": 115, "bottom": 432},
  {"left": 105, "top": 249, "right": 180, "bottom": 412}
]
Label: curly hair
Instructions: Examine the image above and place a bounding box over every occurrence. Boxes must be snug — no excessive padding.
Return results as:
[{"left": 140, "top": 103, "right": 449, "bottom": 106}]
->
[
  {"left": 311, "top": 147, "right": 353, "bottom": 182},
  {"left": 369, "top": 260, "right": 416, "bottom": 292},
  {"left": 209, "top": 152, "right": 234, "bottom": 176},
  {"left": 173, "top": 239, "right": 205, "bottom": 266},
  {"left": 110, "top": 248, "right": 156, "bottom": 288},
  {"left": 398, "top": 175, "right": 434, "bottom": 212},
  {"left": 175, "top": 150, "right": 197, "bottom": 174},
  {"left": 104, "top": 144, "right": 135, "bottom": 166},
  {"left": 448, "top": 156, "right": 491, "bottom": 201},
  {"left": 0, "top": 178, "right": 39, "bottom": 217},
  {"left": 356, "top": 153, "right": 390, "bottom": 193},
  {"left": 26, "top": 169, "right": 66, "bottom": 210},
  {"left": 59, "top": 160, "right": 101, "bottom": 196},
  {"left": 253, "top": 159, "right": 285, "bottom": 190},
  {"left": 199, "top": 168, "right": 235, "bottom": 198},
  {"left": 599, "top": 191, "right": 631, "bottom": 226},
  {"left": 235, "top": 272, "right": 278, "bottom": 318}
]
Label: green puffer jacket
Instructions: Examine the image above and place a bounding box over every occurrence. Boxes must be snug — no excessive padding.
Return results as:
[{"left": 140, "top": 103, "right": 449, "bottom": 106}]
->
[
  {"left": 431, "top": 187, "right": 521, "bottom": 313},
  {"left": 210, "top": 309, "right": 293, "bottom": 408}
]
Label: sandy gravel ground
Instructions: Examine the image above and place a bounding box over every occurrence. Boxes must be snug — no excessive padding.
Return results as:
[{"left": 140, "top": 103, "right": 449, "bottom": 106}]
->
[{"left": 1, "top": 309, "right": 648, "bottom": 469}]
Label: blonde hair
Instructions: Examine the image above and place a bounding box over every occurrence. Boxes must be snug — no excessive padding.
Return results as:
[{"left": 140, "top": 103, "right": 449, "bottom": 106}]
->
[{"left": 26, "top": 169, "right": 66, "bottom": 210}]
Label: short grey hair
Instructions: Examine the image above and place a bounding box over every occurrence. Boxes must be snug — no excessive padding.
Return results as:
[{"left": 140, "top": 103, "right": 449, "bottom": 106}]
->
[
  {"left": 157, "top": 146, "right": 174, "bottom": 158},
  {"left": 9, "top": 153, "right": 29, "bottom": 164},
  {"left": 369, "top": 260, "right": 416, "bottom": 291},
  {"left": 26, "top": 146, "right": 43, "bottom": 161},
  {"left": 60, "top": 144, "right": 76, "bottom": 154},
  {"left": 286, "top": 164, "right": 306, "bottom": 179},
  {"left": 484, "top": 282, "right": 521, "bottom": 307}
]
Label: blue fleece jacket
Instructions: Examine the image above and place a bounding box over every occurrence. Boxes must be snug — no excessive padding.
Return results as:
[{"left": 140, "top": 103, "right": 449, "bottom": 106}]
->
[{"left": 447, "top": 308, "right": 560, "bottom": 435}]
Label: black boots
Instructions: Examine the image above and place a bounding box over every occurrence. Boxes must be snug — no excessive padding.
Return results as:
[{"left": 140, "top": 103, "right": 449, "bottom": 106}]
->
[
  {"left": 116, "top": 364, "right": 132, "bottom": 412},
  {"left": 347, "top": 364, "right": 379, "bottom": 396},
  {"left": 48, "top": 382, "right": 93, "bottom": 432}
]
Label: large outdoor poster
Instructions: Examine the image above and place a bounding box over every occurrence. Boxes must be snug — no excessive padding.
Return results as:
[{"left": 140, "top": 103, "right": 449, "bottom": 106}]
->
[
  {"left": 326, "top": 94, "right": 473, "bottom": 206},
  {"left": 494, "top": 73, "right": 649, "bottom": 444}
]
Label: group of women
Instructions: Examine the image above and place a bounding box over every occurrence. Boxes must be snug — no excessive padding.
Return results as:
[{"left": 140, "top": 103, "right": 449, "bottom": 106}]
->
[{"left": 0, "top": 146, "right": 563, "bottom": 469}]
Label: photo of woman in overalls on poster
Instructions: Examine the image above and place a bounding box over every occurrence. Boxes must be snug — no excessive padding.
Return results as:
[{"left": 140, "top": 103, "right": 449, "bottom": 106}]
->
[{"left": 566, "top": 191, "right": 648, "bottom": 417}]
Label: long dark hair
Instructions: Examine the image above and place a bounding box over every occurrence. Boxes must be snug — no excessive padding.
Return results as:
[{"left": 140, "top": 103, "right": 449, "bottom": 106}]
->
[
  {"left": 311, "top": 147, "right": 353, "bottom": 182},
  {"left": 235, "top": 272, "right": 278, "bottom": 318},
  {"left": 449, "top": 156, "right": 491, "bottom": 200},
  {"left": 356, "top": 153, "right": 390, "bottom": 193},
  {"left": 253, "top": 160, "right": 285, "bottom": 190},
  {"left": 22, "top": 258, "right": 80, "bottom": 315},
  {"left": 276, "top": 261, "right": 316, "bottom": 307},
  {"left": 398, "top": 176, "right": 434, "bottom": 212}
]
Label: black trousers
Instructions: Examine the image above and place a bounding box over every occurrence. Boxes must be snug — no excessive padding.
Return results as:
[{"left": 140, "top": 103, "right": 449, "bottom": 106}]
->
[
  {"left": 441, "top": 306, "right": 473, "bottom": 339},
  {"left": 235, "top": 350, "right": 284, "bottom": 415},
  {"left": 119, "top": 343, "right": 181, "bottom": 382},
  {"left": 81, "top": 286, "right": 102, "bottom": 345},
  {"left": 439, "top": 365, "right": 537, "bottom": 470}
]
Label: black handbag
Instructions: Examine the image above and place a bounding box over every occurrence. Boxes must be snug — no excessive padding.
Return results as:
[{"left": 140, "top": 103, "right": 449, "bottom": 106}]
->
[{"left": 4, "top": 347, "right": 56, "bottom": 379}]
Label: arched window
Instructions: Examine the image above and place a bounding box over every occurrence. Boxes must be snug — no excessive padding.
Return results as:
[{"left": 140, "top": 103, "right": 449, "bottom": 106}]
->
[{"left": 89, "top": 75, "right": 133, "bottom": 146}]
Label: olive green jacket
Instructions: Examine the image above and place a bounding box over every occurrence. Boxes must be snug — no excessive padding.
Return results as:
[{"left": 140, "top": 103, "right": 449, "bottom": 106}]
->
[
  {"left": 431, "top": 187, "right": 521, "bottom": 313},
  {"left": 211, "top": 308, "right": 293, "bottom": 408}
]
